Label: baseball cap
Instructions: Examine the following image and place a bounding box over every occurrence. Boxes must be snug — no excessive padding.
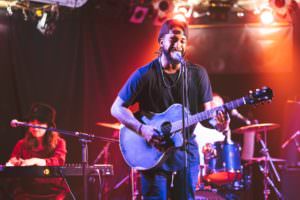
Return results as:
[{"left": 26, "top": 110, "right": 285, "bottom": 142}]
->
[
  {"left": 27, "top": 103, "right": 56, "bottom": 127},
  {"left": 158, "top": 19, "right": 189, "bottom": 42}
]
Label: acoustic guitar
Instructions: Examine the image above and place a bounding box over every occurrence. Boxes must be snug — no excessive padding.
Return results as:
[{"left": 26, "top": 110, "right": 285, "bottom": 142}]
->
[{"left": 119, "top": 87, "right": 273, "bottom": 170}]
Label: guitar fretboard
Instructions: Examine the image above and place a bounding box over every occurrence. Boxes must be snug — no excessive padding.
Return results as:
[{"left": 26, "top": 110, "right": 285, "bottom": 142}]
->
[{"left": 171, "top": 97, "right": 246, "bottom": 132}]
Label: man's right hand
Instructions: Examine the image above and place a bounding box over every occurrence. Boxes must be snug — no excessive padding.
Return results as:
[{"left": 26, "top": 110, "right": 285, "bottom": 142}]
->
[{"left": 140, "top": 124, "right": 163, "bottom": 145}]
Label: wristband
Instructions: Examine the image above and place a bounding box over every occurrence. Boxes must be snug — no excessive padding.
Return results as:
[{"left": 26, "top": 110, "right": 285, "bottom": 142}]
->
[{"left": 138, "top": 124, "right": 143, "bottom": 135}]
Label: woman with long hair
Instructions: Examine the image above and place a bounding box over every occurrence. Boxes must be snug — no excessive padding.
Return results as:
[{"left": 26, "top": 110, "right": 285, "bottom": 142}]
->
[{"left": 6, "top": 103, "right": 69, "bottom": 200}]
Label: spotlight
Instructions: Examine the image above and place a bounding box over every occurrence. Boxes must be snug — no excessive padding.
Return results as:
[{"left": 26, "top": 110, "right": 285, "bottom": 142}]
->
[
  {"left": 174, "top": 4, "right": 193, "bottom": 18},
  {"left": 153, "top": 0, "right": 173, "bottom": 18},
  {"left": 158, "top": 0, "right": 169, "bottom": 12},
  {"left": 36, "top": 5, "right": 59, "bottom": 36},
  {"left": 260, "top": 8, "right": 274, "bottom": 24},
  {"left": 152, "top": 0, "right": 173, "bottom": 26},
  {"left": 36, "top": 12, "right": 48, "bottom": 33},
  {"left": 173, "top": 13, "right": 187, "bottom": 22},
  {"left": 129, "top": 6, "right": 149, "bottom": 24},
  {"left": 270, "top": 0, "right": 290, "bottom": 17}
]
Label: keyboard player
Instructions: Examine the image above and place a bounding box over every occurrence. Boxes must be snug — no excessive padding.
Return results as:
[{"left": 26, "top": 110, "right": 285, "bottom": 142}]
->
[{"left": 5, "top": 103, "right": 69, "bottom": 200}]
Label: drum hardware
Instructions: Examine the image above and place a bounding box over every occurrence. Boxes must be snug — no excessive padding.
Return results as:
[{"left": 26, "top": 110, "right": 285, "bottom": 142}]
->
[
  {"left": 111, "top": 168, "right": 140, "bottom": 200},
  {"left": 233, "top": 123, "right": 280, "bottom": 134},
  {"left": 96, "top": 122, "right": 121, "bottom": 130},
  {"left": 235, "top": 123, "right": 282, "bottom": 200},
  {"left": 95, "top": 122, "right": 140, "bottom": 200},
  {"left": 246, "top": 157, "right": 286, "bottom": 163},
  {"left": 202, "top": 141, "right": 242, "bottom": 185},
  {"left": 256, "top": 132, "right": 283, "bottom": 200},
  {"left": 257, "top": 164, "right": 283, "bottom": 200},
  {"left": 202, "top": 124, "right": 243, "bottom": 186}
]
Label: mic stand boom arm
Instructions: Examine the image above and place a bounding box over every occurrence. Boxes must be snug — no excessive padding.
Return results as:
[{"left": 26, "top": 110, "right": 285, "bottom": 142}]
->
[
  {"left": 281, "top": 130, "right": 299, "bottom": 150},
  {"left": 14, "top": 123, "right": 118, "bottom": 142}
]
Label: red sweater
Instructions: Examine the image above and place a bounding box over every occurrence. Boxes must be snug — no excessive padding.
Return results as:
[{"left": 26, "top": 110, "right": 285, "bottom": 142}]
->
[{"left": 10, "top": 137, "right": 69, "bottom": 199}]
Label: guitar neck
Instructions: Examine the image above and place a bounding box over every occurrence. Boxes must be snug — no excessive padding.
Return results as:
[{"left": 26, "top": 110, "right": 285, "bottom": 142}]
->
[{"left": 171, "top": 97, "right": 247, "bottom": 132}]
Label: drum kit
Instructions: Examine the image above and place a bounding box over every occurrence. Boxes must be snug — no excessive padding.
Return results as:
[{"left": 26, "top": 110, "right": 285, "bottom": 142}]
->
[
  {"left": 197, "top": 122, "right": 284, "bottom": 200},
  {"left": 96, "top": 121, "right": 285, "bottom": 200}
]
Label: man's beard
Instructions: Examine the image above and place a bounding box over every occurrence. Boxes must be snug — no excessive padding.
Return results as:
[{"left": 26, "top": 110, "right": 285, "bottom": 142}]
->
[{"left": 162, "top": 47, "right": 184, "bottom": 65}]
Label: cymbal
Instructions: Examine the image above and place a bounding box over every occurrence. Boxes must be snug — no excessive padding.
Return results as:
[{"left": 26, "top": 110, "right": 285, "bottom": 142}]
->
[
  {"left": 233, "top": 123, "right": 280, "bottom": 134},
  {"left": 96, "top": 122, "right": 121, "bottom": 130},
  {"left": 246, "top": 156, "right": 286, "bottom": 162}
]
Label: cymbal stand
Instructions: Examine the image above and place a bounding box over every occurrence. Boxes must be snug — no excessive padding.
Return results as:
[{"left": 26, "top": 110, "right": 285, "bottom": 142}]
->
[
  {"left": 256, "top": 130, "right": 282, "bottom": 200},
  {"left": 111, "top": 168, "right": 139, "bottom": 200},
  {"left": 257, "top": 164, "right": 283, "bottom": 199}
]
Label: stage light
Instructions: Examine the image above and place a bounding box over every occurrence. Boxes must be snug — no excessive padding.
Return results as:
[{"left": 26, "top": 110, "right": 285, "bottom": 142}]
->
[
  {"left": 187, "top": 0, "right": 202, "bottom": 5},
  {"left": 260, "top": 8, "right": 274, "bottom": 24},
  {"left": 269, "top": 0, "right": 290, "bottom": 18},
  {"left": 236, "top": 11, "right": 245, "bottom": 18},
  {"left": 36, "top": 5, "right": 59, "bottom": 36},
  {"left": 173, "top": 13, "right": 187, "bottom": 22},
  {"left": 129, "top": 6, "right": 149, "bottom": 24},
  {"left": 153, "top": 0, "right": 173, "bottom": 18},
  {"left": 158, "top": 0, "right": 170, "bottom": 12},
  {"left": 37, "top": 12, "right": 48, "bottom": 33},
  {"left": 152, "top": 0, "right": 173, "bottom": 26},
  {"left": 173, "top": 1, "right": 194, "bottom": 19}
]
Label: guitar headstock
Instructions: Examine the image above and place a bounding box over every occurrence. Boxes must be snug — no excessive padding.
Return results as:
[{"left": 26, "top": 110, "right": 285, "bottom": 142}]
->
[{"left": 246, "top": 86, "right": 273, "bottom": 105}]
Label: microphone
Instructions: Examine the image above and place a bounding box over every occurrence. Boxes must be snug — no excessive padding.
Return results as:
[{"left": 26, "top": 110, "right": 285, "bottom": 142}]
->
[
  {"left": 230, "top": 109, "right": 251, "bottom": 125},
  {"left": 10, "top": 119, "right": 27, "bottom": 128},
  {"left": 281, "top": 130, "right": 300, "bottom": 149},
  {"left": 10, "top": 119, "right": 49, "bottom": 130},
  {"left": 173, "top": 51, "right": 185, "bottom": 64}
]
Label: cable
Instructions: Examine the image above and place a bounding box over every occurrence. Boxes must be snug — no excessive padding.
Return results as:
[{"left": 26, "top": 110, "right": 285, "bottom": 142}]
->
[
  {"left": 96, "top": 169, "right": 102, "bottom": 200},
  {"left": 58, "top": 168, "right": 77, "bottom": 200}
]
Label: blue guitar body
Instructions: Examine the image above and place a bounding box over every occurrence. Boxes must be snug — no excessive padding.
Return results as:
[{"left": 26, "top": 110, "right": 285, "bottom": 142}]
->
[{"left": 119, "top": 104, "right": 186, "bottom": 170}]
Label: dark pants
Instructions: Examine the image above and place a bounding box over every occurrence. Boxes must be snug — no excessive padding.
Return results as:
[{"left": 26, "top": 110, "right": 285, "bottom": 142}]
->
[{"left": 140, "top": 163, "right": 199, "bottom": 200}]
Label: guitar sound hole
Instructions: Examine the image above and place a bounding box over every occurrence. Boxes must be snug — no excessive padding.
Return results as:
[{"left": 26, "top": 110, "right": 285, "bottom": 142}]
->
[{"left": 161, "top": 122, "right": 172, "bottom": 136}]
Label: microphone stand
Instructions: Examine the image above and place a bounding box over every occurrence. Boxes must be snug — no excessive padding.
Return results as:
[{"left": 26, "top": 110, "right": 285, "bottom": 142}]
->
[
  {"left": 181, "top": 59, "right": 189, "bottom": 200},
  {"left": 281, "top": 130, "right": 300, "bottom": 151},
  {"left": 13, "top": 123, "right": 118, "bottom": 200}
]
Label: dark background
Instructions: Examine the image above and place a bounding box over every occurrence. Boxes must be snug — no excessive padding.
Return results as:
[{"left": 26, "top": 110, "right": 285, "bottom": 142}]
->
[{"left": 0, "top": 0, "right": 299, "bottom": 199}]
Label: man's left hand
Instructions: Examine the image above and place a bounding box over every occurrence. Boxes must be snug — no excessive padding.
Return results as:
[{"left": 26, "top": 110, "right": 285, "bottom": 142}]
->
[{"left": 214, "top": 110, "right": 230, "bottom": 132}]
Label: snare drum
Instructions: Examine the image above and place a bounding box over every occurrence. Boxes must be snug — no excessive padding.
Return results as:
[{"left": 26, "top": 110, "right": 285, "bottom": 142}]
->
[{"left": 203, "top": 141, "right": 242, "bottom": 185}]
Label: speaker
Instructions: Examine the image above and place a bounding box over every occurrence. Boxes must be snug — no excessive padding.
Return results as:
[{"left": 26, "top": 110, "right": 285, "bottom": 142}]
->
[{"left": 281, "top": 166, "right": 300, "bottom": 200}]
